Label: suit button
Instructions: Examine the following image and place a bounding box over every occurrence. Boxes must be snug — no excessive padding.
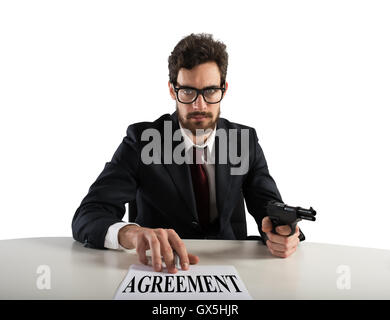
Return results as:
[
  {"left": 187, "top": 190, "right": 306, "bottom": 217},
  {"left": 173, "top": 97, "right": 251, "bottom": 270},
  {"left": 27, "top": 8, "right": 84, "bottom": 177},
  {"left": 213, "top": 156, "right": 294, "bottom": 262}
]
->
[{"left": 192, "top": 221, "right": 199, "bottom": 228}]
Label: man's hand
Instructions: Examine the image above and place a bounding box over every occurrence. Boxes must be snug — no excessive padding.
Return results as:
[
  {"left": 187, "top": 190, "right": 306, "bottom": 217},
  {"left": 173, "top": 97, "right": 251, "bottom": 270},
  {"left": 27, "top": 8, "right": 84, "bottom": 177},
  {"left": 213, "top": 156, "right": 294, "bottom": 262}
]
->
[
  {"left": 118, "top": 225, "right": 199, "bottom": 273},
  {"left": 261, "top": 216, "right": 300, "bottom": 258}
]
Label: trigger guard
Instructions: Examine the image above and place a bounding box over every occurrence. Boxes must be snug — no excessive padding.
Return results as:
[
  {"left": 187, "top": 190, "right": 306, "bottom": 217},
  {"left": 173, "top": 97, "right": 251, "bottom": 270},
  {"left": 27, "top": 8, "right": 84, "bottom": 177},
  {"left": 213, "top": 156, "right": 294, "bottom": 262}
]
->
[{"left": 288, "top": 222, "right": 298, "bottom": 236}]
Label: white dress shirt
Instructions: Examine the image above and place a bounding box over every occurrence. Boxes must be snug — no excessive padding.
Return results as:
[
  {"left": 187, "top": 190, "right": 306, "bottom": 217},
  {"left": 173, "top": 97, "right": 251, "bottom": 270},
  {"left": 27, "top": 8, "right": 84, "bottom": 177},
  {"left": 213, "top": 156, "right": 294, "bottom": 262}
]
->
[{"left": 104, "top": 123, "right": 218, "bottom": 250}]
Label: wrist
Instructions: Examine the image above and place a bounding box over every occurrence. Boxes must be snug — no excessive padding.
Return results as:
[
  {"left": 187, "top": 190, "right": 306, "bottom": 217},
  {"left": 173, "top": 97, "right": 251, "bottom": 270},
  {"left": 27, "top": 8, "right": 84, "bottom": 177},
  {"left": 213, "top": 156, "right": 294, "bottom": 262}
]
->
[{"left": 118, "top": 224, "right": 140, "bottom": 249}]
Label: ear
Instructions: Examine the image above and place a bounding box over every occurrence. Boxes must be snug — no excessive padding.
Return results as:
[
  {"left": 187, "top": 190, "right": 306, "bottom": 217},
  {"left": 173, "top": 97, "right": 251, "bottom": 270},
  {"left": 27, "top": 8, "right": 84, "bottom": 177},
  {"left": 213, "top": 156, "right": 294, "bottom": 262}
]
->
[
  {"left": 223, "top": 81, "right": 228, "bottom": 97},
  {"left": 168, "top": 81, "right": 176, "bottom": 100}
]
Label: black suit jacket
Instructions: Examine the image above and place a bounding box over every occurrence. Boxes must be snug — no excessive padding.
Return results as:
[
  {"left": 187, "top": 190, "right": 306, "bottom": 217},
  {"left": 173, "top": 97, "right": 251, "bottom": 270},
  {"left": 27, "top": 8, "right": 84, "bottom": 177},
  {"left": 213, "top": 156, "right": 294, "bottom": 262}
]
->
[{"left": 72, "top": 111, "right": 304, "bottom": 249}]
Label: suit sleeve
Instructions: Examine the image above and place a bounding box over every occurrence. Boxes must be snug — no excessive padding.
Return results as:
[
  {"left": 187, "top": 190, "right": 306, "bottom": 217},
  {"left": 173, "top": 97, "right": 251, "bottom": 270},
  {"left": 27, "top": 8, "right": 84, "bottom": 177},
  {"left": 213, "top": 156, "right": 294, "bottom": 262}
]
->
[
  {"left": 243, "top": 128, "right": 305, "bottom": 243},
  {"left": 71, "top": 125, "right": 140, "bottom": 249}
]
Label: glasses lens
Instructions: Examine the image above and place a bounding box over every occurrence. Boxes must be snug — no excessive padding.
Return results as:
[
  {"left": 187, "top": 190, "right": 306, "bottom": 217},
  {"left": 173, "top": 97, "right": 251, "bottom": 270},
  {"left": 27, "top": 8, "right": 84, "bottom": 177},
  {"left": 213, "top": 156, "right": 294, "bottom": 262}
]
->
[
  {"left": 203, "top": 88, "right": 223, "bottom": 103},
  {"left": 178, "top": 88, "right": 197, "bottom": 103}
]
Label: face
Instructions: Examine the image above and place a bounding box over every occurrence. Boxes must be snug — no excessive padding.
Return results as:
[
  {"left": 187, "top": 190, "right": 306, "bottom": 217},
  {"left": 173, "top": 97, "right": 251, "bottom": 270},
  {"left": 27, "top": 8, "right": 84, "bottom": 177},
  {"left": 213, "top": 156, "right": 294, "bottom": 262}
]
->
[{"left": 168, "top": 61, "right": 228, "bottom": 135}]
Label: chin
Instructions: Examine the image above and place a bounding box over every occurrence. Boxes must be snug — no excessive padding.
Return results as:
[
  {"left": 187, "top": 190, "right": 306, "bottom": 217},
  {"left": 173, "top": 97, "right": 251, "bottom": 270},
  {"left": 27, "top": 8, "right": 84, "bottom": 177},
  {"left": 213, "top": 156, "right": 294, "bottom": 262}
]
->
[{"left": 177, "top": 105, "right": 220, "bottom": 133}]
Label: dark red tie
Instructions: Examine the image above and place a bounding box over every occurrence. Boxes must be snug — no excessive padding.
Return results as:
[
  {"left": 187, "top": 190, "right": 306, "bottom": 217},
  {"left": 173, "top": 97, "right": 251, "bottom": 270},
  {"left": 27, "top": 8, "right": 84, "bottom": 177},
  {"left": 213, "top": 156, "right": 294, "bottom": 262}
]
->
[{"left": 189, "top": 147, "right": 210, "bottom": 231}]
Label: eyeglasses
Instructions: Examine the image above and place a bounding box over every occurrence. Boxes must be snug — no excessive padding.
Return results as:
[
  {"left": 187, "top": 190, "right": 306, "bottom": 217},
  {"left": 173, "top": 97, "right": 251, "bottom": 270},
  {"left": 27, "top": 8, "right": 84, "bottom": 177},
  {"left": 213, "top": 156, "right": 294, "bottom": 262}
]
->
[{"left": 172, "top": 83, "right": 226, "bottom": 104}]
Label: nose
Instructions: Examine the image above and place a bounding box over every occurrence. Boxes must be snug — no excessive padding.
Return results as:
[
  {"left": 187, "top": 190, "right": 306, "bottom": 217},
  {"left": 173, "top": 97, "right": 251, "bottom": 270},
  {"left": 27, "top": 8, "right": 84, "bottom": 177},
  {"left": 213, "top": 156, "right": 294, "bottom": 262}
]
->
[{"left": 193, "top": 93, "right": 208, "bottom": 110}]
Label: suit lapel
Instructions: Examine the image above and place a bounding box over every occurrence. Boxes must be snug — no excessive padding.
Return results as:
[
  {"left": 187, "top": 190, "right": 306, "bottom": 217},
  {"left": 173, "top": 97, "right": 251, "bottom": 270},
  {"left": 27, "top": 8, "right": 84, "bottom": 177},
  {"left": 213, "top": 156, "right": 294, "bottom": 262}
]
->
[{"left": 161, "top": 112, "right": 198, "bottom": 221}]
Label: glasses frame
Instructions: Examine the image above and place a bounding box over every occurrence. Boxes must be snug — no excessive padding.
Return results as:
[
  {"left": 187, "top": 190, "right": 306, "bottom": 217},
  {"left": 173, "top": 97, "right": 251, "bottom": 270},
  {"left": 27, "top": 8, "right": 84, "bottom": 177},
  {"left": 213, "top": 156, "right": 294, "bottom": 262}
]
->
[{"left": 172, "top": 82, "right": 226, "bottom": 104}]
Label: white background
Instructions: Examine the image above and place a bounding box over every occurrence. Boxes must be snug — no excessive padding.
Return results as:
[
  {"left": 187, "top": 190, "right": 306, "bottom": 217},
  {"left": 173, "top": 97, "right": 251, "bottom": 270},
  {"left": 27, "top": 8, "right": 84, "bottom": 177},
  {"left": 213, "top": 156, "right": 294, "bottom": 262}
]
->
[{"left": 1, "top": 0, "right": 389, "bottom": 250}]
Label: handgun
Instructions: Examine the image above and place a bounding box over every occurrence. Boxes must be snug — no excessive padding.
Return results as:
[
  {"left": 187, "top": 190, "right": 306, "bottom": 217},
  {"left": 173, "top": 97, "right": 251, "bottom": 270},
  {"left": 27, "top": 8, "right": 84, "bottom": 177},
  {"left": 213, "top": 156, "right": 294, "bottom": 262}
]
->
[{"left": 266, "top": 200, "right": 316, "bottom": 236}]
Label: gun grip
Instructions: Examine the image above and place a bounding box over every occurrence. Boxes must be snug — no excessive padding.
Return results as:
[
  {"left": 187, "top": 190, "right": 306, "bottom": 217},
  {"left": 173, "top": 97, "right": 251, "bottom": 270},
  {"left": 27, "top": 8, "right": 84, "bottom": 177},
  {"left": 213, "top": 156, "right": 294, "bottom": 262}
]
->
[{"left": 271, "top": 220, "right": 297, "bottom": 237}]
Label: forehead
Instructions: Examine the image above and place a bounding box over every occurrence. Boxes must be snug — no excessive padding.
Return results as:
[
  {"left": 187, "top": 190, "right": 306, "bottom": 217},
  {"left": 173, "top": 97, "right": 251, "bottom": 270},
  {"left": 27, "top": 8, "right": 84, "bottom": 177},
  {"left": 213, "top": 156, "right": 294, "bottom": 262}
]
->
[{"left": 177, "top": 61, "right": 221, "bottom": 87}]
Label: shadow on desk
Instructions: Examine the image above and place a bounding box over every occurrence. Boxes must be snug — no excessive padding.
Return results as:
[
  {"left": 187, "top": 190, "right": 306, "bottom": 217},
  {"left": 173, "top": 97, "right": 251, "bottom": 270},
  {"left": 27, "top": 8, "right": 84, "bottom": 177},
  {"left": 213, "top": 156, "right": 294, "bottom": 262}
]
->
[{"left": 186, "top": 239, "right": 275, "bottom": 262}]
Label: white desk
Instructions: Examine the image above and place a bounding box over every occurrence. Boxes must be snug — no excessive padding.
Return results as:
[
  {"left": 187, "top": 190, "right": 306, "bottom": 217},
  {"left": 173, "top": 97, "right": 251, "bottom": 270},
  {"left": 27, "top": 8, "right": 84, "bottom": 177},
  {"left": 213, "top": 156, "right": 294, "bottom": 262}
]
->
[{"left": 0, "top": 237, "right": 389, "bottom": 299}]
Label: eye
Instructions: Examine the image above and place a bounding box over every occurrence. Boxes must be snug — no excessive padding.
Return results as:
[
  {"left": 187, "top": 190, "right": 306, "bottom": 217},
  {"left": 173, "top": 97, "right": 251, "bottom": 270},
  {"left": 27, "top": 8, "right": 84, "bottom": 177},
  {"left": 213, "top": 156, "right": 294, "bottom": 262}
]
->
[
  {"left": 205, "top": 88, "right": 216, "bottom": 95},
  {"left": 182, "top": 89, "right": 194, "bottom": 95}
]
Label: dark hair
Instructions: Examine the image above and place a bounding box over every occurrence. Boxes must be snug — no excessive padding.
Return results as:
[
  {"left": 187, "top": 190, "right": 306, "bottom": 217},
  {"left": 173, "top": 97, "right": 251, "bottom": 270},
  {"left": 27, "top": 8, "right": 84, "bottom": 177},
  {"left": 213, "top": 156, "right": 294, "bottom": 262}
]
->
[{"left": 168, "top": 33, "right": 228, "bottom": 86}]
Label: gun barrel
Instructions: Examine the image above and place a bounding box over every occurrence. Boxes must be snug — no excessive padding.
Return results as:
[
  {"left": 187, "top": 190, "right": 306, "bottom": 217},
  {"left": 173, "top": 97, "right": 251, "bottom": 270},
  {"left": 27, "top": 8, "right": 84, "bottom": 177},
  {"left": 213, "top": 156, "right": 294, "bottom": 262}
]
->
[{"left": 297, "top": 207, "right": 316, "bottom": 221}]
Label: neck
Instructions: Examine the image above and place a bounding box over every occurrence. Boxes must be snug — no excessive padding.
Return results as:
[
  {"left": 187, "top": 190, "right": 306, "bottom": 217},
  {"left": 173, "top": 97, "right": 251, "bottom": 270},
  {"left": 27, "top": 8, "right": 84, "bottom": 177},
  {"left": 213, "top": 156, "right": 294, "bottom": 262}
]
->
[{"left": 191, "top": 131, "right": 212, "bottom": 145}]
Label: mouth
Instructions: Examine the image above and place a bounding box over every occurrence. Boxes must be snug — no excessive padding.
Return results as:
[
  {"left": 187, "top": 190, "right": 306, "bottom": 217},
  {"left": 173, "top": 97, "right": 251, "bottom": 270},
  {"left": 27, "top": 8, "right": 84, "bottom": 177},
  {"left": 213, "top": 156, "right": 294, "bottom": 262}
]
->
[
  {"left": 191, "top": 115, "right": 207, "bottom": 121},
  {"left": 188, "top": 113, "right": 211, "bottom": 121}
]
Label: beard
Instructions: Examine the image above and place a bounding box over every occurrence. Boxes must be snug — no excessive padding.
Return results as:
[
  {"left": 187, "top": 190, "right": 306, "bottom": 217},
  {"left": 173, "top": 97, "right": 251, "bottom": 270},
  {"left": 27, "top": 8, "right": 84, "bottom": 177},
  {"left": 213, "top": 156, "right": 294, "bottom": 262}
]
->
[{"left": 176, "top": 102, "right": 220, "bottom": 136}]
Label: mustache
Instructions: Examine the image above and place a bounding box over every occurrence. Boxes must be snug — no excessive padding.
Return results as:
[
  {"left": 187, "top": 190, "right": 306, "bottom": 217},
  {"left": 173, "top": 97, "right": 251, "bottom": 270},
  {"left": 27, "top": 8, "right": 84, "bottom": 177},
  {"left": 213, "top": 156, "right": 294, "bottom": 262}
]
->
[{"left": 187, "top": 112, "right": 213, "bottom": 119}]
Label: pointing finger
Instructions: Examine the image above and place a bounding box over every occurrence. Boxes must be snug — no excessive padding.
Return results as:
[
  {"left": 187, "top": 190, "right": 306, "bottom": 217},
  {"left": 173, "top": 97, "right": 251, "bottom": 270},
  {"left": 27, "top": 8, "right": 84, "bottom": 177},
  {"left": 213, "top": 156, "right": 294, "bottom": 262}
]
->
[{"left": 275, "top": 225, "right": 292, "bottom": 236}]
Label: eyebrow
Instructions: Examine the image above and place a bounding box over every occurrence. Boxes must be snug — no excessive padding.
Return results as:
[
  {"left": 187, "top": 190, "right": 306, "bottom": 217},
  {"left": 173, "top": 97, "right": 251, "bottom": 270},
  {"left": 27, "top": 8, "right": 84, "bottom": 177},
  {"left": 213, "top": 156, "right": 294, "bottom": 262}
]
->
[{"left": 176, "top": 83, "right": 221, "bottom": 89}]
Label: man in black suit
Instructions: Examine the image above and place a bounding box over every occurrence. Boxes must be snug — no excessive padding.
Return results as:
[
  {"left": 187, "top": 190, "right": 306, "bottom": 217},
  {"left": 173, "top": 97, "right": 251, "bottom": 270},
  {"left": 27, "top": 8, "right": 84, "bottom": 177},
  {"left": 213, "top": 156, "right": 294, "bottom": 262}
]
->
[{"left": 72, "top": 33, "right": 305, "bottom": 274}]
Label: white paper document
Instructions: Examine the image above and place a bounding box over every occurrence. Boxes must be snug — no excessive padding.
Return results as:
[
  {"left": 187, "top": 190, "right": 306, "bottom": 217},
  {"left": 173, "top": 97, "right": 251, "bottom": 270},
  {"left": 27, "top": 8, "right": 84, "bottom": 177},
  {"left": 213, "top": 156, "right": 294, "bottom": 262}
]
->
[{"left": 114, "top": 264, "right": 252, "bottom": 300}]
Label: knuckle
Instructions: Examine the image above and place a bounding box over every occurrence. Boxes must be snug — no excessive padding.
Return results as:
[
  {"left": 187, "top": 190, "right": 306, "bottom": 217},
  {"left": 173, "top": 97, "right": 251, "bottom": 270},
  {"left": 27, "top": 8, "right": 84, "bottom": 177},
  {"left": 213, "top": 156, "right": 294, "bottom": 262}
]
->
[
  {"left": 167, "top": 228, "right": 176, "bottom": 235},
  {"left": 146, "top": 229, "right": 155, "bottom": 237},
  {"left": 154, "top": 228, "right": 165, "bottom": 236}
]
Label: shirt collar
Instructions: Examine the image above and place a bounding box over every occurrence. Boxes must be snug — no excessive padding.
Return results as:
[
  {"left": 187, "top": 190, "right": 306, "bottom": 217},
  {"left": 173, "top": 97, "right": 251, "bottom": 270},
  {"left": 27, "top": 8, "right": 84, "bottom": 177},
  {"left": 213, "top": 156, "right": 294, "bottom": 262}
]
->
[{"left": 178, "top": 121, "right": 216, "bottom": 155}]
